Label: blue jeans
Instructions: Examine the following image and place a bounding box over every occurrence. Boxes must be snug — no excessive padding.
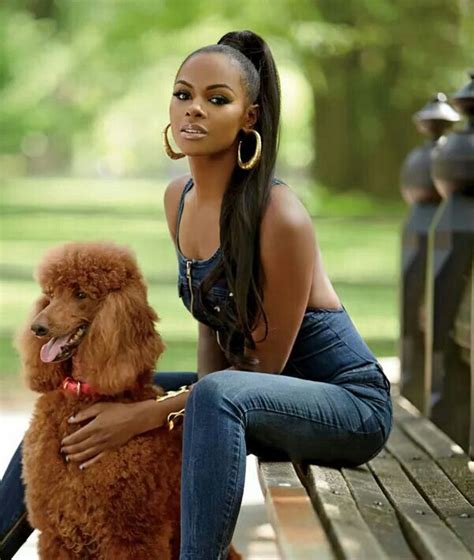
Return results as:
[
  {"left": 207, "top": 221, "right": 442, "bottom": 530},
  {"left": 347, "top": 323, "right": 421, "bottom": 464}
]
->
[
  {"left": 1, "top": 309, "right": 393, "bottom": 559},
  {"left": 180, "top": 367, "right": 391, "bottom": 559}
]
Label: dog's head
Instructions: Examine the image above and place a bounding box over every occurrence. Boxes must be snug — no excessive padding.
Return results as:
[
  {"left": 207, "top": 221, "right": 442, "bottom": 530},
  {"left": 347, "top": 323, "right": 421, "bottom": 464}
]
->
[{"left": 19, "top": 242, "right": 165, "bottom": 395}]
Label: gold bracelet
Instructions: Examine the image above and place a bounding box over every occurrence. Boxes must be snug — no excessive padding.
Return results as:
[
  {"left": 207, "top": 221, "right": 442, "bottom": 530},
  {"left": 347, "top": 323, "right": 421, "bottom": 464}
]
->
[
  {"left": 155, "top": 384, "right": 190, "bottom": 403},
  {"left": 156, "top": 385, "right": 190, "bottom": 430},
  {"left": 167, "top": 408, "right": 185, "bottom": 431}
]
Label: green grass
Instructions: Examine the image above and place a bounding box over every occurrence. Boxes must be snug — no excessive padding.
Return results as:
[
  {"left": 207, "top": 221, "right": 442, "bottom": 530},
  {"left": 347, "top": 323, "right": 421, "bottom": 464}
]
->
[{"left": 0, "top": 177, "right": 404, "bottom": 393}]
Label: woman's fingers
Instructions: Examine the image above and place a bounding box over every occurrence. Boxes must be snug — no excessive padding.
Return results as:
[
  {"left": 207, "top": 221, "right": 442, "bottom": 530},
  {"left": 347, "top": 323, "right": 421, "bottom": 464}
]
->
[
  {"left": 60, "top": 401, "right": 139, "bottom": 467},
  {"left": 61, "top": 436, "right": 97, "bottom": 456},
  {"left": 68, "top": 403, "right": 104, "bottom": 424},
  {"left": 61, "top": 422, "right": 97, "bottom": 446},
  {"left": 61, "top": 403, "right": 111, "bottom": 446},
  {"left": 65, "top": 444, "right": 103, "bottom": 464},
  {"left": 79, "top": 451, "right": 107, "bottom": 470}
]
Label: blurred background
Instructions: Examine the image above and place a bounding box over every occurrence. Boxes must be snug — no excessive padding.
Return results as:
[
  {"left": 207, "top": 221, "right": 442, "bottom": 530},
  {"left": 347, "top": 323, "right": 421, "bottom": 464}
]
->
[
  {"left": 1, "top": 0, "right": 473, "bottom": 399},
  {"left": 1, "top": 2, "right": 473, "bottom": 558}
]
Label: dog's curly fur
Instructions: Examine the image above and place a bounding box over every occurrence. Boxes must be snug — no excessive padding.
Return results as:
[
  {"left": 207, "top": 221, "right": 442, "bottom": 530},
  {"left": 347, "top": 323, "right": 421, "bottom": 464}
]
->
[{"left": 16, "top": 242, "right": 241, "bottom": 560}]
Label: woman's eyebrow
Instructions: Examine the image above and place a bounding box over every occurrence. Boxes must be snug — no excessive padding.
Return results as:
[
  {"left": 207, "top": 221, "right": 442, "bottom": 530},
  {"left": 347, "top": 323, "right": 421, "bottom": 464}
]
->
[{"left": 175, "top": 79, "right": 235, "bottom": 94}]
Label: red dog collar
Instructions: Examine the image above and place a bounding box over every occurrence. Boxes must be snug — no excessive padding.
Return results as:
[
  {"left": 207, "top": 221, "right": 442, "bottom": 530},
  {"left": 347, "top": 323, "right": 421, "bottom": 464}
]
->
[
  {"left": 61, "top": 377, "right": 98, "bottom": 397},
  {"left": 61, "top": 376, "right": 140, "bottom": 397}
]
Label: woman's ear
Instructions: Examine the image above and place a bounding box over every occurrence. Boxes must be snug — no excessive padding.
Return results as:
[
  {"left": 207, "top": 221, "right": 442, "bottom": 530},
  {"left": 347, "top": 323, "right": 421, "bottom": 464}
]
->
[
  {"left": 79, "top": 283, "right": 165, "bottom": 395},
  {"left": 245, "top": 103, "right": 259, "bottom": 128},
  {"left": 15, "top": 295, "right": 65, "bottom": 393}
]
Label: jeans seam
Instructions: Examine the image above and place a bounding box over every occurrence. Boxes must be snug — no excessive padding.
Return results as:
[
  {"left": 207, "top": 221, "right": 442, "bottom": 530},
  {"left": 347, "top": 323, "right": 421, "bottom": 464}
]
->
[
  {"left": 0, "top": 510, "right": 28, "bottom": 548},
  {"left": 325, "top": 321, "right": 378, "bottom": 367},
  {"left": 182, "top": 391, "right": 198, "bottom": 550},
  {"left": 243, "top": 405, "right": 380, "bottom": 437},
  {"left": 217, "top": 426, "right": 243, "bottom": 560}
]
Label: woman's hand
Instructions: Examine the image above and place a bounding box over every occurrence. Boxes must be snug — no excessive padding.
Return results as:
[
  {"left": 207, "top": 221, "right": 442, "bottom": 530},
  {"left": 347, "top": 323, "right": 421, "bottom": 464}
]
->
[{"left": 60, "top": 401, "right": 146, "bottom": 470}]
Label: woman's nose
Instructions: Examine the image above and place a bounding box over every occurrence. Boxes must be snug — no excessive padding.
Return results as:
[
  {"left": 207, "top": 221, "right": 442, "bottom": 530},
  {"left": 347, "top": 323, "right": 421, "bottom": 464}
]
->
[{"left": 186, "top": 102, "right": 205, "bottom": 117}]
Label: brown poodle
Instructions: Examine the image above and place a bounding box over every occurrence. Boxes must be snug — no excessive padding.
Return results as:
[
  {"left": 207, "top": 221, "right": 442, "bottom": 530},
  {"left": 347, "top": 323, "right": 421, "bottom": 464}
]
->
[{"left": 16, "top": 241, "right": 241, "bottom": 560}]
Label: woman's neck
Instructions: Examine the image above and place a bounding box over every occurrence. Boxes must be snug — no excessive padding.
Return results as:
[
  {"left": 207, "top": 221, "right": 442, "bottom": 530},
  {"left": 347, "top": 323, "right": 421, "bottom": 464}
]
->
[{"left": 187, "top": 145, "right": 237, "bottom": 203}]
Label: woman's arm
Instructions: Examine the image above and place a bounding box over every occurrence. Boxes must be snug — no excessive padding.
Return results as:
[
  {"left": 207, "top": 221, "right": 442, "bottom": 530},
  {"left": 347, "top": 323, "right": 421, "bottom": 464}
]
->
[
  {"left": 246, "top": 184, "right": 316, "bottom": 374},
  {"left": 197, "top": 322, "right": 230, "bottom": 377},
  {"left": 60, "top": 391, "right": 193, "bottom": 469}
]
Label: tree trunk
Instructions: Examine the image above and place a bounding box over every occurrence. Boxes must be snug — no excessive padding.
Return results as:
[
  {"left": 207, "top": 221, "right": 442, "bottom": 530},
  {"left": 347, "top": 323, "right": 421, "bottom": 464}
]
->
[{"left": 308, "top": 49, "right": 420, "bottom": 198}]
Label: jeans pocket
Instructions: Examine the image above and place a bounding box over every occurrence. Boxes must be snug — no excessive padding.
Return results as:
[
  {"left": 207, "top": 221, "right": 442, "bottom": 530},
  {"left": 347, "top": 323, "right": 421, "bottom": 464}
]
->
[{"left": 336, "top": 364, "right": 387, "bottom": 390}]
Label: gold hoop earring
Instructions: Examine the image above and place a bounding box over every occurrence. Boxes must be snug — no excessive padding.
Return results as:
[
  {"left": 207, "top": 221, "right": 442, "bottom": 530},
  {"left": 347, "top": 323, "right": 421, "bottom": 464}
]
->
[
  {"left": 237, "top": 129, "right": 262, "bottom": 170},
  {"left": 162, "top": 123, "right": 185, "bottom": 160}
]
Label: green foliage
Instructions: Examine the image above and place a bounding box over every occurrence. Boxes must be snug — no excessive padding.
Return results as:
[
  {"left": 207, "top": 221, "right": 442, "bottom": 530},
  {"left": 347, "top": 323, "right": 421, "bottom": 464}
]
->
[{"left": 1, "top": 1, "right": 472, "bottom": 194}]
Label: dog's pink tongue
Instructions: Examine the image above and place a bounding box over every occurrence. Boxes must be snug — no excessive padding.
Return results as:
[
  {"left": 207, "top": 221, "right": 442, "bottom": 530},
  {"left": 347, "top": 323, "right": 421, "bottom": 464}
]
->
[{"left": 40, "top": 334, "right": 70, "bottom": 363}]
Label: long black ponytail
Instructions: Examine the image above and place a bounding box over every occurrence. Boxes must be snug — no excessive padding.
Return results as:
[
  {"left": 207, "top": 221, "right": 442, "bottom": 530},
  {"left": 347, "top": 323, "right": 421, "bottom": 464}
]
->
[{"left": 181, "top": 30, "right": 281, "bottom": 369}]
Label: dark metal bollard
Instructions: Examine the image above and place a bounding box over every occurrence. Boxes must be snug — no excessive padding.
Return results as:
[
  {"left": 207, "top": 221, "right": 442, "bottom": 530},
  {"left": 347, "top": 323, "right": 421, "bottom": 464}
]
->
[
  {"left": 427, "top": 72, "right": 474, "bottom": 456},
  {"left": 399, "top": 94, "right": 459, "bottom": 414}
]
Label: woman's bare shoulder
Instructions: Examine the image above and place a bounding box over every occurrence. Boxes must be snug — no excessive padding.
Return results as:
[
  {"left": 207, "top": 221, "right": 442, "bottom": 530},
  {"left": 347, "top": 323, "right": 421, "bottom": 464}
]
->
[
  {"left": 258, "top": 181, "right": 315, "bottom": 270},
  {"left": 264, "top": 180, "right": 313, "bottom": 231}
]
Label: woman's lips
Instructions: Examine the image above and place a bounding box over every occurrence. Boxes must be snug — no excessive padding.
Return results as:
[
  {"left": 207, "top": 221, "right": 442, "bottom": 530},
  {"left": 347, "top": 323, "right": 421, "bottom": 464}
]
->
[
  {"left": 180, "top": 123, "right": 208, "bottom": 140},
  {"left": 180, "top": 130, "right": 208, "bottom": 140}
]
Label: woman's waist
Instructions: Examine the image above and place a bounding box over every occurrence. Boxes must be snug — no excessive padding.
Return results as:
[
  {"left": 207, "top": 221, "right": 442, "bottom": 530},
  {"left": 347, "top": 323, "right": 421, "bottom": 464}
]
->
[{"left": 284, "top": 306, "right": 388, "bottom": 385}]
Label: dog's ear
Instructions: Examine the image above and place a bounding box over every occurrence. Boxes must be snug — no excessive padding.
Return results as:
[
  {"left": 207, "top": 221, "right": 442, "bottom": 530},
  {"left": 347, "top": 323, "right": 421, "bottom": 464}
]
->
[
  {"left": 15, "top": 295, "right": 65, "bottom": 393},
  {"left": 79, "top": 282, "right": 165, "bottom": 395}
]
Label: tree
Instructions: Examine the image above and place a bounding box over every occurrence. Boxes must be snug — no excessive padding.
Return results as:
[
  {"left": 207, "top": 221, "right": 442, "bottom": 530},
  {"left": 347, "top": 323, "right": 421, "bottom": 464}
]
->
[{"left": 1, "top": 0, "right": 472, "bottom": 195}]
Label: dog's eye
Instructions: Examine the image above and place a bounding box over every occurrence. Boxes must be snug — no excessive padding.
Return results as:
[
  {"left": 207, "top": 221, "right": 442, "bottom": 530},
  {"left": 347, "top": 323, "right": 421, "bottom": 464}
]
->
[{"left": 76, "top": 291, "right": 87, "bottom": 299}]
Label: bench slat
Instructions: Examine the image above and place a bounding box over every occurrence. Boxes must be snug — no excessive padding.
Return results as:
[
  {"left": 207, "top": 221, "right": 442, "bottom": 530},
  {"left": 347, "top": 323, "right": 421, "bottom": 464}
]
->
[
  {"left": 342, "top": 464, "right": 417, "bottom": 559},
  {"left": 393, "top": 396, "right": 474, "bottom": 504},
  {"left": 369, "top": 448, "right": 472, "bottom": 559},
  {"left": 257, "top": 460, "right": 334, "bottom": 560},
  {"left": 299, "top": 463, "right": 389, "bottom": 559},
  {"left": 256, "top": 394, "right": 474, "bottom": 559},
  {"left": 386, "top": 424, "right": 474, "bottom": 553}
]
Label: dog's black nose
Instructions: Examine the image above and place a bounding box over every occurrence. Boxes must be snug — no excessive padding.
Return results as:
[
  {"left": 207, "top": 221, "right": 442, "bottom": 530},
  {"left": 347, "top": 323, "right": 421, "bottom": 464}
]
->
[{"left": 31, "top": 323, "right": 49, "bottom": 336}]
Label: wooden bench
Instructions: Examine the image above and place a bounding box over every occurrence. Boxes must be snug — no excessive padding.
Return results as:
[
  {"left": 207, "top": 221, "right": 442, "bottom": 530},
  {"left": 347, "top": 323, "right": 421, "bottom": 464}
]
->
[{"left": 257, "top": 392, "right": 474, "bottom": 559}]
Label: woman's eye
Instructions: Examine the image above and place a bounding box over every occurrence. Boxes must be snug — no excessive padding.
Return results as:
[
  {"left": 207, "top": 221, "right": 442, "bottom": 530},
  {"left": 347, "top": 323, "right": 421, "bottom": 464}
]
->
[
  {"left": 173, "top": 90, "right": 189, "bottom": 101},
  {"left": 210, "top": 96, "right": 229, "bottom": 105},
  {"left": 173, "top": 90, "right": 229, "bottom": 105},
  {"left": 76, "top": 291, "right": 87, "bottom": 299}
]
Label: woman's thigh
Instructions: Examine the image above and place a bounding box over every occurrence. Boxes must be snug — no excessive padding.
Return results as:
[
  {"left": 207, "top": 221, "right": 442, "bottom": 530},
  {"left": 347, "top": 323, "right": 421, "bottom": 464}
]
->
[{"left": 197, "top": 370, "right": 389, "bottom": 467}]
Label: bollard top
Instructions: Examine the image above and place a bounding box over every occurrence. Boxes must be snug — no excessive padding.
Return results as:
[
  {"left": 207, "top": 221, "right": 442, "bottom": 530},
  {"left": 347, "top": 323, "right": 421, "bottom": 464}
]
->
[
  {"left": 413, "top": 93, "right": 460, "bottom": 139},
  {"left": 413, "top": 93, "right": 460, "bottom": 124},
  {"left": 451, "top": 71, "right": 474, "bottom": 117}
]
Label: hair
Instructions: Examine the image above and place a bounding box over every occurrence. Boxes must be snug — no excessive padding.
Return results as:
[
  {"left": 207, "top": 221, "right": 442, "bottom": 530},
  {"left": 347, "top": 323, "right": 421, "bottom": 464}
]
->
[{"left": 177, "top": 30, "right": 281, "bottom": 370}]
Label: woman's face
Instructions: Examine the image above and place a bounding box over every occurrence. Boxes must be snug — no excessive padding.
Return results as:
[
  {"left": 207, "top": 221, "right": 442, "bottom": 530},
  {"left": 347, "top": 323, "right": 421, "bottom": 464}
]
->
[{"left": 169, "top": 52, "right": 258, "bottom": 158}]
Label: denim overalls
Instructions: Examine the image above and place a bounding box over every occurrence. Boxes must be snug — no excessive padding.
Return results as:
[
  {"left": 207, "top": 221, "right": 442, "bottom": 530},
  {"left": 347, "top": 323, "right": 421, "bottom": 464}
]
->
[{"left": 175, "top": 175, "right": 392, "bottom": 411}]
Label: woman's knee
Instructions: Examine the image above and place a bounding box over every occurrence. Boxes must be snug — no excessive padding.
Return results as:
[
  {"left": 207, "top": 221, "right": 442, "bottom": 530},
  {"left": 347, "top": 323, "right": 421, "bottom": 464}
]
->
[
  {"left": 189, "top": 370, "right": 243, "bottom": 407},
  {"left": 194, "top": 369, "right": 236, "bottom": 392}
]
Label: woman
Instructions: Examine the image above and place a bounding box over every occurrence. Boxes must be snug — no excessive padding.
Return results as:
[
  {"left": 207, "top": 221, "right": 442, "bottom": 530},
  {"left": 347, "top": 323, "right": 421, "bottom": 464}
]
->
[{"left": 0, "top": 30, "right": 392, "bottom": 560}]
